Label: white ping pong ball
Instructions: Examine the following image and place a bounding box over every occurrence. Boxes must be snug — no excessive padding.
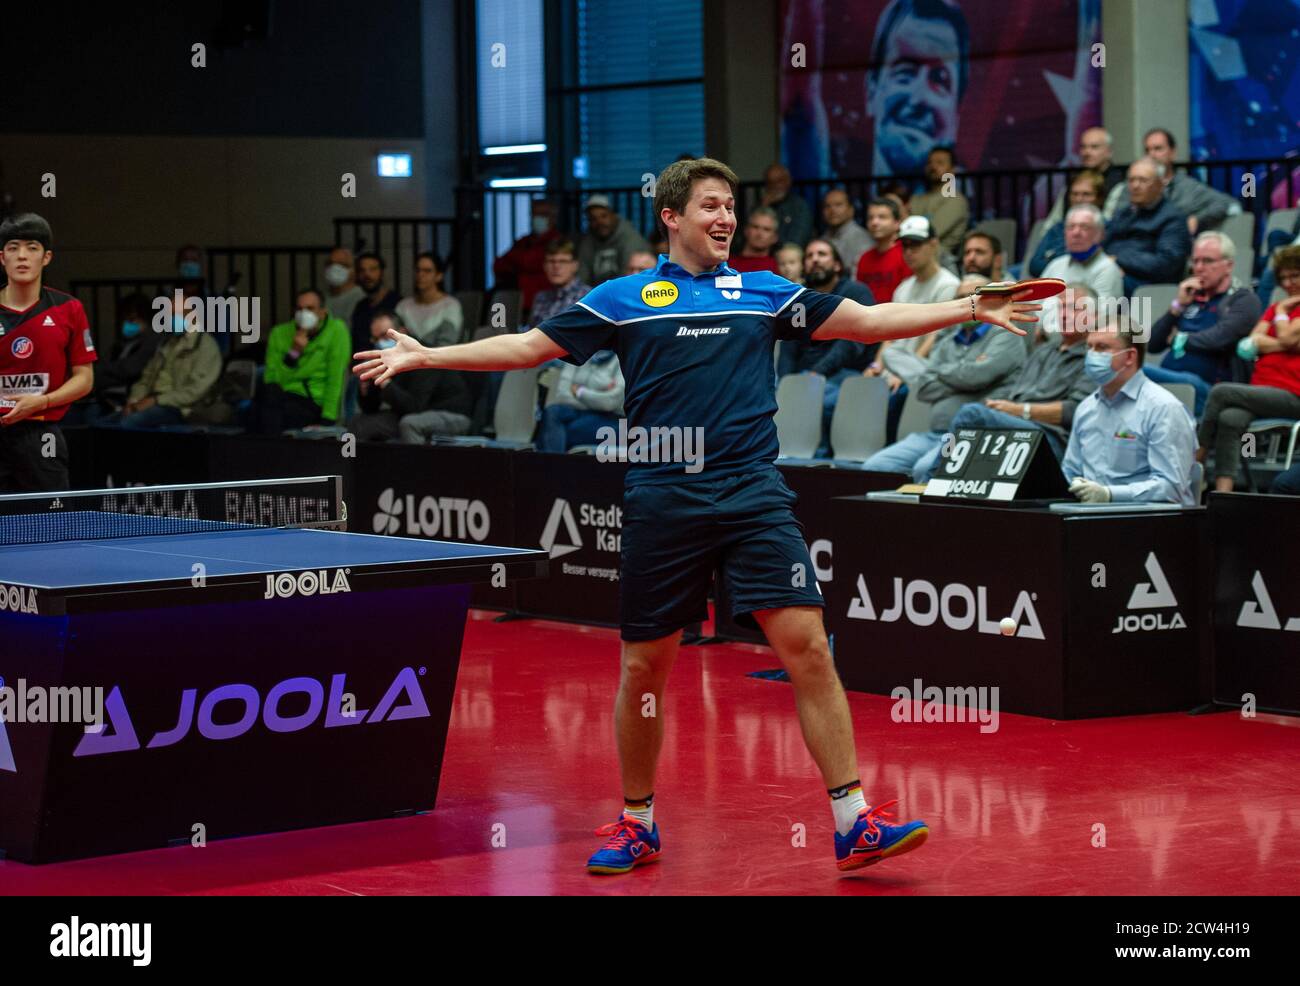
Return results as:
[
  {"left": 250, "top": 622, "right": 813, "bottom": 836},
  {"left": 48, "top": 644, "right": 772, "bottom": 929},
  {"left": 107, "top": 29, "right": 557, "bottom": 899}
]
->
[{"left": 999, "top": 617, "right": 1017, "bottom": 636}]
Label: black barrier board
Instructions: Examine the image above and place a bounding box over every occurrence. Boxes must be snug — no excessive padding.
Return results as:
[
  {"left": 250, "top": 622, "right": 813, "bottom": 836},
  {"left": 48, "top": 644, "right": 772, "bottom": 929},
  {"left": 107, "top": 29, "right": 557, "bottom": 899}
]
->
[
  {"left": 352, "top": 442, "right": 520, "bottom": 610},
  {"left": 512, "top": 453, "right": 626, "bottom": 626},
  {"left": 827, "top": 497, "right": 1205, "bottom": 718},
  {"left": 1210, "top": 492, "right": 1300, "bottom": 716}
]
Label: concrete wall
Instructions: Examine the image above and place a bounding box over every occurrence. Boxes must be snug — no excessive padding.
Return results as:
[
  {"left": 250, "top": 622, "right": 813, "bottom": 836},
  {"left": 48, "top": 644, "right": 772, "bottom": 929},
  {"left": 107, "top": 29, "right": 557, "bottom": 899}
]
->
[
  {"left": 704, "top": 0, "right": 780, "bottom": 182},
  {"left": 1102, "top": 0, "right": 1190, "bottom": 160}
]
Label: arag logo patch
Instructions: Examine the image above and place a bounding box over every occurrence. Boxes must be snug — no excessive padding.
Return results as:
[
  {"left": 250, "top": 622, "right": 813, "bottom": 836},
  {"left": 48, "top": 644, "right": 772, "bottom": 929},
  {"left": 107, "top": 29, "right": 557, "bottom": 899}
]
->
[{"left": 640, "top": 281, "right": 679, "bottom": 308}]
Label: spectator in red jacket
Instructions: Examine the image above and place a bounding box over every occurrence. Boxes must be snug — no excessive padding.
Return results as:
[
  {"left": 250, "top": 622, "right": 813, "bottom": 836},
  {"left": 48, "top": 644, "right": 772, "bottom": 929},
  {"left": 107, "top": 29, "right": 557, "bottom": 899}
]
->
[{"left": 492, "top": 198, "right": 560, "bottom": 319}]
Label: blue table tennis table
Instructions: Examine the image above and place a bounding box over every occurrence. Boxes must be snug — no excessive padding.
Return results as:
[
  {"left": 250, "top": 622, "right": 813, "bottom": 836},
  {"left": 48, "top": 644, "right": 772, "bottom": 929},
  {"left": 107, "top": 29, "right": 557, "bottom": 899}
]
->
[{"left": 0, "top": 478, "right": 547, "bottom": 863}]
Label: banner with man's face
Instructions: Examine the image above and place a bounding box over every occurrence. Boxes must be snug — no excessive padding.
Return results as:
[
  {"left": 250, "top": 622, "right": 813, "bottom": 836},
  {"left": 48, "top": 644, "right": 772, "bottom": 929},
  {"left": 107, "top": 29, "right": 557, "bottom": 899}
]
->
[{"left": 780, "top": 0, "right": 1103, "bottom": 178}]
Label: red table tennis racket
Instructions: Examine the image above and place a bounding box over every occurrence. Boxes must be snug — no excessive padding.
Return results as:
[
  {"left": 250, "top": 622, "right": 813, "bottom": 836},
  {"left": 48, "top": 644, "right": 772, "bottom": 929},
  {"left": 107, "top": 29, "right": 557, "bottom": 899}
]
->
[{"left": 976, "top": 277, "right": 1067, "bottom": 301}]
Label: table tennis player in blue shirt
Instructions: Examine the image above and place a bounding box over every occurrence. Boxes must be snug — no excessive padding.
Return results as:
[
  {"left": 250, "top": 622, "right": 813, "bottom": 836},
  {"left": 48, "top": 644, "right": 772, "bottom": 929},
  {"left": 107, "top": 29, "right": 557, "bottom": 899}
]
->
[{"left": 354, "top": 157, "right": 1039, "bottom": 877}]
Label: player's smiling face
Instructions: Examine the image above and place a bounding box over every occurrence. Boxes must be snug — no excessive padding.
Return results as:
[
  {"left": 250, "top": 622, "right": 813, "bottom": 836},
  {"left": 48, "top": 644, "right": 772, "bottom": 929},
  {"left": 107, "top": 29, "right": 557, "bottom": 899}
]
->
[{"left": 667, "top": 177, "right": 736, "bottom": 270}]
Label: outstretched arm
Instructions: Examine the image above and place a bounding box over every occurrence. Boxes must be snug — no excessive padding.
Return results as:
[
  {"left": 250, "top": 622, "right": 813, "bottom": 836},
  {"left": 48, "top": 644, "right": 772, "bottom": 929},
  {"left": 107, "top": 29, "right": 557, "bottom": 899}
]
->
[
  {"left": 354, "top": 327, "right": 567, "bottom": 386},
  {"left": 811, "top": 291, "right": 1039, "bottom": 345}
]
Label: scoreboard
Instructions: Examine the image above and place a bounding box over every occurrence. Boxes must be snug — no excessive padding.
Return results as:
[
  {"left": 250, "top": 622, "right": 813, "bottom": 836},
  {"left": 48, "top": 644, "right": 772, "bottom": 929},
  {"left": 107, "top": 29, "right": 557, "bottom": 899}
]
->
[{"left": 923, "top": 428, "right": 1069, "bottom": 503}]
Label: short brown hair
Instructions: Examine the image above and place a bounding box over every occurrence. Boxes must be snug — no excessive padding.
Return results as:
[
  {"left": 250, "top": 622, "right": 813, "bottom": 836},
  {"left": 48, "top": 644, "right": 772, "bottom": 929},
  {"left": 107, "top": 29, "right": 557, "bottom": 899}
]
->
[
  {"left": 1272, "top": 244, "right": 1300, "bottom": 277},
  {"left": 653, "top": 157, "right": 740, "bottom": 227},
  {"left": 1070, "top": 168, "right": 1106, "bottom": 201},
  {"left": 545, "top": 238, "right": 577, "bottom": 259}
]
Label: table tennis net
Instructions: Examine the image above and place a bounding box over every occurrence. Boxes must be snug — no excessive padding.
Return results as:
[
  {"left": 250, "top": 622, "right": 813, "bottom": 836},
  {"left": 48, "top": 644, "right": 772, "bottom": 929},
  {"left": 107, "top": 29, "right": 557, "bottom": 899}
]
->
[{"left": 0, "top": 477, "right": 343, "bottom": 546}]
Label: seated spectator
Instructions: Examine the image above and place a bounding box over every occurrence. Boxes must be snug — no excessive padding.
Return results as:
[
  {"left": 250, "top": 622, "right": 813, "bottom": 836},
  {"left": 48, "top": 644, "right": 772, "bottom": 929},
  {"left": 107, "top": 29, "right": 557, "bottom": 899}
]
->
[
  {"left": 322, "top": 246, "right": 364, "bottom": 329},
  {"left": 1040, "top": 205, "right": 1123, "bottom": 333},
  {"left": 909, "top": 145, "right": 969, "bottom": 258},
  {"left": 71, "top": 293, "right": 161, "bottom": 422},
  {"left": 855, "top": 197, "right": 911, "bottom": 303},
  {"left": 866, "top": 219, "right": 963, "bottom": 441},
  {"left": 493, "top": 198, "right": 560, "bottom": 316},
  {"left": 1103, "top": 157, "right": 1193, "bottom": 293},
  {"left": 625, "top": 250, "right": 657, "bottom": 276},
  {"left": 861, "top": 276, "right": 1025, "bottom": 479},
  {"left": 118, "top": 305, "right": 222, "bottom": 429},
  {"left": 821, "top": 187, "right": 872, "bottom": 273},
  {"left": 1272, "top": 461, "right": 1300, "bottom": 495},
  {"left": 539, "top": 350, "right": 625, "bottom": 453},
  {"left": 730, "top": 207, "right": 782, "bottom": 274},
  {"left": 776, "top": 243, "right": 804, "bottom": 283},
  {"left": 1147, "top": 231, "right": 1261, "bottom": 416},
  {"left": 1062, "top": 314, "right": 1197, "bottom": 506},
  {"left": 257, "top": 288, "right": 351, "bottom": 433},
  {"left": 535, "top": 240, "right": 591, "bottom": 323},
  {"left": 1195, "top": 253, "right": 1300, "bottom": 491},
  {"left": 175, "top": 243, "right": 207, "bottom": 293},
  {"left": 577, "top": 195, "right": 650, "bottom": 286},
  {"left": 1256, "top": 207, "right": 1300, "bottom": 307},
  {"left": 878, "top": 179, "right": 911, "bottom": 220},
  {"left": 1044, "top": 128, "right": 1126, "bottom": 226},
  {"left": 1105, "top": 129, "right": 1240, "bottom": 234},
  {"left": 349, "top": 252, "right": 402, "bottom": 356},
  {"left": 761, "top": 163, "right": 813, "bottom": 247},
  {"left": 351, "top": 311, "right": 473, "bottom": 443},
  {"left": 396, "top": 252, "right": 462, "bottom": 347},
  {"left": 910, "top": 283, "right": 1096, "bottom": 481},
  {"left": 777, "top": 239, "right": 876, "bottom": 456},
  {"left": 961, "top": 230, "right": 1004, "bottom": 280},
  {"left": 1029, "top": 169, "right": 1106, "bottom": 276}
]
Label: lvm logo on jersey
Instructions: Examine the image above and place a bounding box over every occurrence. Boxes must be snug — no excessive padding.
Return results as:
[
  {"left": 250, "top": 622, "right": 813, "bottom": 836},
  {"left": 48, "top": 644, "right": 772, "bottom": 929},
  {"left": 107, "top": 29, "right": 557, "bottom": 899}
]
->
[
  {"left": 72, "top": 667, "right": 430, "bottom": 757},
  {"left": 372, "top": 487, "right": 491, "bottom": 541},
  {"left": 1111, "top": 552, "right": 1186, "bottom": 633},
  {"left": 846, "top": 574, "right": 1045, "bottom": 639}
]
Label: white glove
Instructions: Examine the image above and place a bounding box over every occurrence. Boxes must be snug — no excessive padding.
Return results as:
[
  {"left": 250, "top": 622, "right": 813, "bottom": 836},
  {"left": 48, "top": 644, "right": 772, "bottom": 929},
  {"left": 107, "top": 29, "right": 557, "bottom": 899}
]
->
[{"left": 1069, "top": 477, "right": 1111, "bottom": 503}]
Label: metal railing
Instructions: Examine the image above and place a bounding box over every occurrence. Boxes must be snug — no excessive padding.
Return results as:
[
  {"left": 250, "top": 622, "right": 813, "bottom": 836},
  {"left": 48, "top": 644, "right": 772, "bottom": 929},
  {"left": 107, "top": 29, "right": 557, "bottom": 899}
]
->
[
  {"left": 332, "top": 217, "right": 459, "bottom": 295},
  {"left": 69, "top": 276, "right": 181, "bottom": 341},
  {"left": 204, "top": 245, "right": 335, "bottom": 328}
]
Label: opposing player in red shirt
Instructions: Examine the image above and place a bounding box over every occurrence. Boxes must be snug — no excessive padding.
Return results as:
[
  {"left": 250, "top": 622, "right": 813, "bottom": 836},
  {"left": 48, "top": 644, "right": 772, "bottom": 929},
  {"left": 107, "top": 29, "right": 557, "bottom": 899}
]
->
[{"left": 0, "top": 214, "right": 96, "bottom": 492}]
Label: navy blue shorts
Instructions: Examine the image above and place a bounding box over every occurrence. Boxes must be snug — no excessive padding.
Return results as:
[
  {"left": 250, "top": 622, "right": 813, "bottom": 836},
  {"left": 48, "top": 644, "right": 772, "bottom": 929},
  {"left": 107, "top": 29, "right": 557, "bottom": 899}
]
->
[{"left": 619, "top": 467, "right": 823, "bottom": 642}]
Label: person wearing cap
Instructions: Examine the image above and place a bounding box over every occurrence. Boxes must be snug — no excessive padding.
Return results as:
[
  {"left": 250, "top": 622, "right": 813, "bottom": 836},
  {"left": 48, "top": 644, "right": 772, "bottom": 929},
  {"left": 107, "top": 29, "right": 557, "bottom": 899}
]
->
[
  {"left": 865, "top": 215, "right": 959, "bottom": 380},
  {"left": 0, "top": 213, "right": 96, "bottom": 492},
  {"left": 577, "top": 195, "right": 651, "bottom": 287}
]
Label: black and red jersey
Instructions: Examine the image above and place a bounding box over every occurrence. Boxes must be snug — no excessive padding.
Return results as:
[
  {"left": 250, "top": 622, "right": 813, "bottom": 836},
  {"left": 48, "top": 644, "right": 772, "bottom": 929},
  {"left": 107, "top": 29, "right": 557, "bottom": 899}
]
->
[{"left": 0, "top": 287, "right": 97, "bottom": 422}]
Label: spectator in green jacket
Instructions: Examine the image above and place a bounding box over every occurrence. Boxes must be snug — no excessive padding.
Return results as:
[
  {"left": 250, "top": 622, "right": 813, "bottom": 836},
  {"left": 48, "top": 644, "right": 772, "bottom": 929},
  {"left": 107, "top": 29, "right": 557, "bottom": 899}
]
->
[{"left": 257, "top": 287, "right": 350, "bottom": 433}]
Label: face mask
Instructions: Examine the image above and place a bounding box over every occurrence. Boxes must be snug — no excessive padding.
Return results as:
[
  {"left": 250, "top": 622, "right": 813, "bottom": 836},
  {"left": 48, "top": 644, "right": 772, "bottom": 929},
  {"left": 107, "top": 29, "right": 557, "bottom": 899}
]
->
[
  {"left": 121, "top": 320, "right": 142, "bottom": 339},
  {"left": 295, "top": 309, "right": 319, "bottom": 331},
  {"left": 172, "top": 314, "right": 188, "bottom": 334},
  {"left": 532, "top": 216, "right": 552, "bottom": 236},
  {"left": 178, "top": 261, "right": 202, "bottom": 280},
  {"left": 1069, "top": 243, "right": 1100, "bottom": 263},
  {"left": 1084, "top": 348, "right": 1128, "bottom": 386},
  {"left": 376, "top": 337, "right": 398, "bottom": 350},
  {"left": 323, "top": 263, "right": 351, "bottom": 287}
]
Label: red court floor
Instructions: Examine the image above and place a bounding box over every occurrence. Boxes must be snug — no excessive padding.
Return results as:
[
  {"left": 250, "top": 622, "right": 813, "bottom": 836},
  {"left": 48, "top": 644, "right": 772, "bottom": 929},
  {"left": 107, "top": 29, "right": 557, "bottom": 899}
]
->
[{"left": 3, "top": 610, "right": 1298, "bottom": 896}]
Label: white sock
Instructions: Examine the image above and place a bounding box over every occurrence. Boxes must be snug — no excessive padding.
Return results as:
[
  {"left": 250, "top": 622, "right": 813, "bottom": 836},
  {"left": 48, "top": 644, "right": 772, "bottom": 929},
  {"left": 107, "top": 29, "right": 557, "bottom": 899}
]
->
[
  {"left": 623, "top": 793, "right": 653, "bottom": 829},
  {"left": 829, "top": 781, "right": 867, "bottom": 836}
]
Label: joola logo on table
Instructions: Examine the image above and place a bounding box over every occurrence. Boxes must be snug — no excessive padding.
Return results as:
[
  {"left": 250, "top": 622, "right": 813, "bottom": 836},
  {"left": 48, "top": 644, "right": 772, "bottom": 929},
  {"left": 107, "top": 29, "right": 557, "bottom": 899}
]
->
[
  {"left": 72, "top": 667, "right": 431, "bottom": 757},
  {"left": 1112, "top": 552, "right": 1185, "bottom": 633},
  {"left": 263, "top": 568, "right": 351, "bottom": 599},
  {"left": 1236, "top": 570, "right": 1300, "bottom": 631},
  {"left": 0, "top": 583, "right": 39, "bottom": 615},
  {"left": 847, "top": 575, "right": 1045, "bottom": 639},
  {"left": 640, "top": 281, "right": 679, "bottom": 307}
]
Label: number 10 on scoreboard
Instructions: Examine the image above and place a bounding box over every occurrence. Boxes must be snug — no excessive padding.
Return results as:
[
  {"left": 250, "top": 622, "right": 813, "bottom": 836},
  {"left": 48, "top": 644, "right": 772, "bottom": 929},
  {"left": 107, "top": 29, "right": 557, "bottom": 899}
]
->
[{"left": 926, "top": 428, "right": 1047, "bottom": 502}]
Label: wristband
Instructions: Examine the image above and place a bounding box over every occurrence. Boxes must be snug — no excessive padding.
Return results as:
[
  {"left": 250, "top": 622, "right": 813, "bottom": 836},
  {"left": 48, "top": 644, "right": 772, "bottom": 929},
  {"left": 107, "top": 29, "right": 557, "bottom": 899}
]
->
[
  {"left": 1276, "top": 312, "right": 1291, "bottom": 323},
  {"left": 1022, "top": 403, "right": 1031, "bottom": 420},
  {"left": 969, "top": 295, "right": 977, "bottom": 321},
  {"left": 1170, "top": 300, "right": 1184, "bottom": 315}
]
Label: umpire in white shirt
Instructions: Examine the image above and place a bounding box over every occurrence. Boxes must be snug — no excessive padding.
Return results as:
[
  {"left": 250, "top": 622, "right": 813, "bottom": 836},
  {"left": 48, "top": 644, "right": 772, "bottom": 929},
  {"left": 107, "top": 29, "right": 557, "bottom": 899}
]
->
[{"left": 1062, "top": 313, "right": 1197, "bottom": 506}]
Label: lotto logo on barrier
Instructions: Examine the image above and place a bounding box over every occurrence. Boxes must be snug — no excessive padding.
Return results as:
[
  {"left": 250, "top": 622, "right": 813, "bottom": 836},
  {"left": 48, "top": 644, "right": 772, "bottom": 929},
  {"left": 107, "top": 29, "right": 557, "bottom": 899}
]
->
[
  {"left": 0, "top": 582, "right": 39, "bottom": 615},
  {"left": 72, "top": 667, "right": 431, "bottom": 757},
  {"left": 847, "top": 574, "right": 1045, "bottom": 640},
  {"left": 372, "top": 488, "right": 491, "bottom": 541},
  {"left": 1112, "top": 552, "right": 1186, "bottom": 634},
  {"left": 1236, "top": 571, "right": 1300, "bottom": 631},
  {"left": 263, "top": 569, "right": 351, "bottom": 599}
]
